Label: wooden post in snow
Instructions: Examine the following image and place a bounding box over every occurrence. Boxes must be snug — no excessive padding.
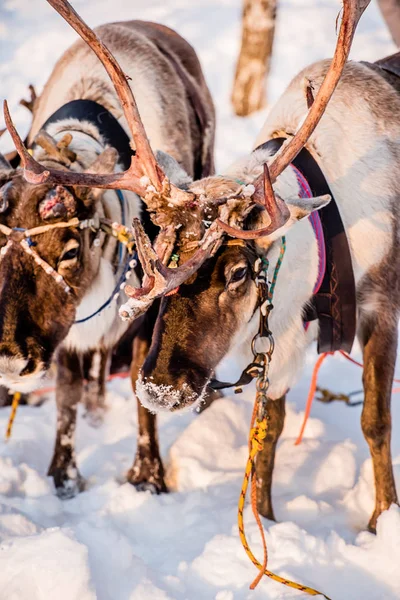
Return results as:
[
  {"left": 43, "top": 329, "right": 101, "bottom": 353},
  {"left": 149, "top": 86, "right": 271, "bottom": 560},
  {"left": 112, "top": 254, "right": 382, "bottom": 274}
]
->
[{"left": 231, "top": 0, "right": 277, "bottom": 117}]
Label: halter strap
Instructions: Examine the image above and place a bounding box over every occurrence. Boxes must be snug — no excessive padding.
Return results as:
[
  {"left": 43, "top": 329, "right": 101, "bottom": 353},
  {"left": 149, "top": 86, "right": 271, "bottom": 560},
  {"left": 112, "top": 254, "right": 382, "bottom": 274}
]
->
[
  {"left": 74, "top": 252, "right": 137, "bottom": 324},
  {"left": 0, "top": 216, "right": 135, "bottom": 298},
  {"left": 0, "top": 218, "right": 88, "bottom": 294}
]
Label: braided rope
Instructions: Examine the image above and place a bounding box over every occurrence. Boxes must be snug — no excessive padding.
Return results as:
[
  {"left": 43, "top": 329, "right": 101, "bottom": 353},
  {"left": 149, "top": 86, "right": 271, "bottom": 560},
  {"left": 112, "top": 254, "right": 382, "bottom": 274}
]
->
[
  {"left": 238, "top": 409, "right": 332, "bottom": 598},
  {"left": 0, "top": 217, "right": 135, "bottom": 296},
  {"left": 5, "top": 393, "right": 21, "bottom": 441}
]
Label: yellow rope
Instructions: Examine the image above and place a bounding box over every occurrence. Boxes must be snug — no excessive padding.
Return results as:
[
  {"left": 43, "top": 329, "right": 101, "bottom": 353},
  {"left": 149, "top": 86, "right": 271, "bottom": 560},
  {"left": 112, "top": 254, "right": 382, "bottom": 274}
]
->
[
  {"left": 238, "top": 414, "right": 331, "bottom": 599},
  {"left": 5, "top": 392, "right": 21, "bottom": 441}
]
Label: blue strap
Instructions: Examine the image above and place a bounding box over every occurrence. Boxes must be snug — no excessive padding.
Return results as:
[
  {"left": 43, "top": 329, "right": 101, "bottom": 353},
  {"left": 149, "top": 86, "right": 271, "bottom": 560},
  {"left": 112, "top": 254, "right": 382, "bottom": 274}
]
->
[
  {"left": 74, "top": 251, "right": 137, "bottom": 324},
  {"left": 74, "top": 189, "right": 134, "bottom": 325}
]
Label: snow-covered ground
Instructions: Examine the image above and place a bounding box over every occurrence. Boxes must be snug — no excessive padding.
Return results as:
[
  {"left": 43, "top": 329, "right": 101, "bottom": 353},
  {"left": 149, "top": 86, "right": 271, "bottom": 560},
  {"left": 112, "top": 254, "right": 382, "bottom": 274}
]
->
[{"left": 1, "top": 1, "right": 400, "bottom": 599}]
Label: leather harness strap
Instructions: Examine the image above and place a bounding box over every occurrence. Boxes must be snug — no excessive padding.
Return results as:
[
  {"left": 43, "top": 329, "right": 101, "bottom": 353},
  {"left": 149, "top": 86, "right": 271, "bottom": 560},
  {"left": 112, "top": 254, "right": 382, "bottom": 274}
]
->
[
  {"left": 257, "top": 139, "right": 357, "bottom": 354},
  {"left": 372, "top": 51, "right": 400, "bottom": 81},
  {"left": 40, "top": 99, "right": 134, "bottom": 169}
]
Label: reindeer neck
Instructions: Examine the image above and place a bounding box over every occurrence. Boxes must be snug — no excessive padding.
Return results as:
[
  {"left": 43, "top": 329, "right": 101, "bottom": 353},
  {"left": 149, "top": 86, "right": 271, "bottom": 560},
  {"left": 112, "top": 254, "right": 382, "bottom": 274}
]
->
[{"left": 263, "top": 170, "right": 320, "bottom": 397}]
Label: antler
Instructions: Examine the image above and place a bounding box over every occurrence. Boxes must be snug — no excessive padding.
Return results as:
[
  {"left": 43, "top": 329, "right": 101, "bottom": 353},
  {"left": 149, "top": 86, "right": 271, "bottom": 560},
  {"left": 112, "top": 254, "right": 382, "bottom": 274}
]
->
[
  {"left": 217, "top": 0, "right": 370, "bottom": 240},
  {"left": 116, "top": 0, "right": 370, "bottom": 316},
  {"left": 119, "top": 219, "right": 224, "bottom": 320},
  {"left": 268, "top": 0, "right": 370, "bottom": 183},
  {"left": 19, "top": 84, "right": 37, "bottom": 114},
  {"left": 3, "top": 0, "right": 192, "bottom": 206}
]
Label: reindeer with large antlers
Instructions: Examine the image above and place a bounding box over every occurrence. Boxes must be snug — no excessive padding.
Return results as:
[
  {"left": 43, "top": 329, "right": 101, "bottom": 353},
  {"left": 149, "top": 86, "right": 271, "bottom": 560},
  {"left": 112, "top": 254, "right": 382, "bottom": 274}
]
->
[
  {"left": 107, "top": 0, "right": 398, "bottom": 532},
  {"left": 1, "top": 0, "right": 216, "bottom": 496}
]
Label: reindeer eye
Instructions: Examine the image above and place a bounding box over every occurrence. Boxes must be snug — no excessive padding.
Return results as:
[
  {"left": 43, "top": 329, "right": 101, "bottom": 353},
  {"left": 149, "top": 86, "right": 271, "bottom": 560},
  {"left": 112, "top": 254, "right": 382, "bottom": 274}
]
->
[
  {"left": 229, "top": 266, "right": 248, "bottom": 284},
  {"left": 61, "top": 246, "right": 79, "bottom": 262}
]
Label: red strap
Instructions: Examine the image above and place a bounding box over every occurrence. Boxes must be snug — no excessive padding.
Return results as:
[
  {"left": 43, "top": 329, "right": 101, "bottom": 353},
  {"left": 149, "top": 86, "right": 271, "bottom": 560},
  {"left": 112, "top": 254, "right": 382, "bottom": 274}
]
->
[
  {"left": 295, "top": 350, "right": 400, "bottom": 445},
  {"left": 165, "top": 286, "right": 179, "bottom": 297},
  {"left": 295, "top": 352, "right": 332, "bottom": 445}
]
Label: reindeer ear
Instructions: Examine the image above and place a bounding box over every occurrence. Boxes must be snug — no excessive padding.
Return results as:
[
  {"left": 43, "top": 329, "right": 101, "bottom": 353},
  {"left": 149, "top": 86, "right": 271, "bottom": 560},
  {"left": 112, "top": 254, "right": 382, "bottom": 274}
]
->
[
  {"left": 155, "top": 150, "right": 192, "bottom": 189},
  {"left": 0, "top": 151, "right": 15, "bottom": 213},
  {"left": 75, "top": 147, "right": 118, "bottom": 205},
  {"left": 285, "top": 194, "right": 331, "bottom": 221},
  {"left": 0, "top": 181, "right": 13, "bottom": 213},
  {"left": 39, "top": 185, "right": 77, "bottom": 221},
  {"left": 250, "top": 194, "right": 331, "bottom": 249}
]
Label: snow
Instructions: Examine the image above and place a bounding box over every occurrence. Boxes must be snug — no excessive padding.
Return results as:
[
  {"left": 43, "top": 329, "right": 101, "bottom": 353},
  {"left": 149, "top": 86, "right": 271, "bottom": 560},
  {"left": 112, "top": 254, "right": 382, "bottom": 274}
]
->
[{"left": 0, "top": 0, "right": 400, "bottom": 599}]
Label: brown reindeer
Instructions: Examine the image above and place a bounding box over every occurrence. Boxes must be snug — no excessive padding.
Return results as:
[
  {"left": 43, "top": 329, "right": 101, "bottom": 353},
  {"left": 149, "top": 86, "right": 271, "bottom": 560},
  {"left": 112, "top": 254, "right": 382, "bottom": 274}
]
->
[
  {"left": 1, "top": 0, "right": 215, "bottom": 496},
  {"left": 128, "top": 0, "right": 398, "bottom": 532}
]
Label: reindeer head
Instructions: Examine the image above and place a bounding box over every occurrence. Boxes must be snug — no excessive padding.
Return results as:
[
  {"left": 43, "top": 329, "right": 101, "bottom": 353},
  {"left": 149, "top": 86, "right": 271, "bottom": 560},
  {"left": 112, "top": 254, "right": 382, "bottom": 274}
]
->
[
  {"left": 134, "top": 153, "right": 331, "bottom": 411},
  {"left": 0, "top": 144, "right": 118, "bottom": 392},
  {"left": 118, "top": 0, "right": 370, "bottom": 412}
]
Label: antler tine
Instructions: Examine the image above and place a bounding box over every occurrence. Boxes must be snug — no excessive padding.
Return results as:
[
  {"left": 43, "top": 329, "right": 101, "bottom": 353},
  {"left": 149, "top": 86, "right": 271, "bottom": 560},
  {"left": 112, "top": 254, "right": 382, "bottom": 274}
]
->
[
  {"left": 3, "top": 100, "right": 52, "bottom": 184},
  {"left": 252, "top": 162, "right": 277, "bottom": 210},
  {"left": 267, "top": 0, "right": 370, "bottom": 183},
  {"left": 121, "top": 219, "right": 224, "bottom": 317},
  {"left": 216, "top": 163, "right": 290, "bottom": 240},
  {"left": 47, "top": 0, "right": 162, "bottom": 190}
]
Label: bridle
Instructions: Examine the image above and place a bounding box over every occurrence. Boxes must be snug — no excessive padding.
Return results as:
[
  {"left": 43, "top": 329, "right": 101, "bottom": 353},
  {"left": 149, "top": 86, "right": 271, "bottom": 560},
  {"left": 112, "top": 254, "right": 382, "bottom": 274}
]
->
[
  {"left": 0, "top": 215, "right": 136, "bottom": 300},
  {"left": 209, "top": 236, "right": 286, "bottom": 394}
]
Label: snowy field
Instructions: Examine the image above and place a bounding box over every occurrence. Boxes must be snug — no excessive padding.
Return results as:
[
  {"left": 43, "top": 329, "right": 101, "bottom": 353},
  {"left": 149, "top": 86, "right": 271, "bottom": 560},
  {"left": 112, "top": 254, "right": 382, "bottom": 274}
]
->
[{"left": 0, "top": 0, "right": 400, "bottom": 599}]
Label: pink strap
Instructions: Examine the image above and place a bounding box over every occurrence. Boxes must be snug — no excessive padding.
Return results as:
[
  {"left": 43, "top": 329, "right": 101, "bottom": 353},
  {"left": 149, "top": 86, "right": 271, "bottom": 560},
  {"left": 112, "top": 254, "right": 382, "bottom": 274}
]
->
[{"left": 291, "top": 165, "right": 326, "bottom": 295}]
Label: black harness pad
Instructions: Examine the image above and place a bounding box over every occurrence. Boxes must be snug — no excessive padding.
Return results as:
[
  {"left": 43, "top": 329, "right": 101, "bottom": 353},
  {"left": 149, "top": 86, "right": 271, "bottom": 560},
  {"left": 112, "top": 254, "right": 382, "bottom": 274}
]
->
[{"left": 40, "top": 99, "right": 134, "bottom": 170}]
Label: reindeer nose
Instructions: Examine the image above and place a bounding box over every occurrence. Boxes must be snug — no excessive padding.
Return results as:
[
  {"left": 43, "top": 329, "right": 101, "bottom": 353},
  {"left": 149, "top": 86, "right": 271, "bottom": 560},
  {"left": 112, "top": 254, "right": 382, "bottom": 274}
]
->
[
  {"left": 0, "top": 350, "right": 28, "bottom": 379},
  {"left": 136, "top": 373, "right": 201, "bottom": 413}
]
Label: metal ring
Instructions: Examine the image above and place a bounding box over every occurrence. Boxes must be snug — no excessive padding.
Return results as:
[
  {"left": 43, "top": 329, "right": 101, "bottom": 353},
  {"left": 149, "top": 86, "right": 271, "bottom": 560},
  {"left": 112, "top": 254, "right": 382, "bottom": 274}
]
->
[{"left": 251, "top": 333, "right": 275, "bottom": 358}]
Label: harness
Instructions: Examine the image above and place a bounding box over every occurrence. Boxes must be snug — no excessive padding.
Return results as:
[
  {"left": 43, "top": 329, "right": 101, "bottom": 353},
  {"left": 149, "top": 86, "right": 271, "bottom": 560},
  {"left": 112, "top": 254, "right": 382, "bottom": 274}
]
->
[
  {"left": 258, "top": 138, "right": 357, "bottom": 354},
  {"left": 40, "top": 99, "right": 135, "bottom": 168},
  {"left": 210, "top": 138, "right": 356, "bottom": 391},
  {"left": 364, "top": 51, "right": 400, "bottom": 94}
]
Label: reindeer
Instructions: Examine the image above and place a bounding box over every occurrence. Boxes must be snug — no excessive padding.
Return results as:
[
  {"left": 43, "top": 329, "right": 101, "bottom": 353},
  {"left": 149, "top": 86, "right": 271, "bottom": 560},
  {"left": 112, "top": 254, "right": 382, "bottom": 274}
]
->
[
  {"left": 1, "top": 0, "right": 215, "bottom": 496},
  {"left": 136, "top": 2, "right": 398, "bottom": 530}
]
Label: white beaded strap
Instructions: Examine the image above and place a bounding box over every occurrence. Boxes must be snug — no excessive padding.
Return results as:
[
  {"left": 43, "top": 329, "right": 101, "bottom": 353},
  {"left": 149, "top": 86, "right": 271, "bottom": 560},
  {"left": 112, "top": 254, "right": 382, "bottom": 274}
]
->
[
  {"left": 0, "top": 216, "right": 134, "bottom": 296},
  {"left": 20, "top": 239, "right": 71, "bottom": 293}
]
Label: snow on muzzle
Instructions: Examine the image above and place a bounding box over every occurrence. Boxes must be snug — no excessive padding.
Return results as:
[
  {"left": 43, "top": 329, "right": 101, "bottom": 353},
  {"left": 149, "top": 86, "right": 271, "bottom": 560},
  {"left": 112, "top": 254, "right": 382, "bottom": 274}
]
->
[{"left": 136, "top": 373, "right": 208, "bottom": 413}]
